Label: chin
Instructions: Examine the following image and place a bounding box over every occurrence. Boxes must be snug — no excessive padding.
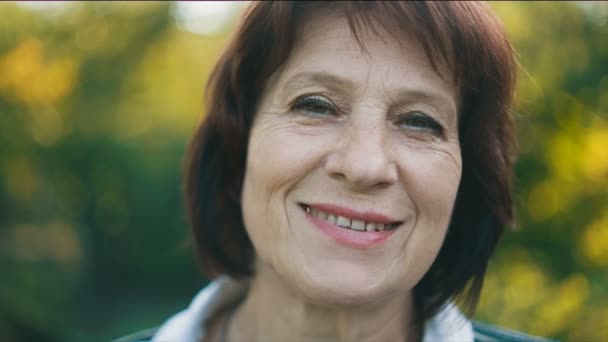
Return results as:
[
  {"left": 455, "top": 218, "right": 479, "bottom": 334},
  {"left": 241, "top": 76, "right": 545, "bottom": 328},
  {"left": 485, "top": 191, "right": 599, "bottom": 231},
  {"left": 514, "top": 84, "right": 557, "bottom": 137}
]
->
[{"left": 293, "top": 259, "right": 397, "bottom": 308}]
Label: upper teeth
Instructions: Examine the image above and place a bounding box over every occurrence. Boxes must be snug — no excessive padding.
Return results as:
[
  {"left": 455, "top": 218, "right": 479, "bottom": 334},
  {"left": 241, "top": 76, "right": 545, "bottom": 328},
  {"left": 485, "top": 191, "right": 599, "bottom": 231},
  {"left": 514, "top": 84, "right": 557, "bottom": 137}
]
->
[{"left": 303, "top": 205, "right": 395, "bottom": 231}]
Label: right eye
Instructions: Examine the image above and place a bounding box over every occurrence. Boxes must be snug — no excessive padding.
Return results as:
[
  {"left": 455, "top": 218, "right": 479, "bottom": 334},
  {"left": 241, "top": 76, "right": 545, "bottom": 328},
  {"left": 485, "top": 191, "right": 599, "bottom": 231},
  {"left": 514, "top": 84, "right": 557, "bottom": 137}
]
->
[{"left": 290, "top": 95, "right": 338, "bottom": 117}]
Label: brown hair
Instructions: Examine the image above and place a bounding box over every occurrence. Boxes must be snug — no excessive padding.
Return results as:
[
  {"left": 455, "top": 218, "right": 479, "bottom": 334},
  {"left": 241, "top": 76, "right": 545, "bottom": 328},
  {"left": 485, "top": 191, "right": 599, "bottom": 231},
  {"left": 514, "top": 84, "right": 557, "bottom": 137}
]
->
[{"left": 184, "top": 1, "right": 517, "bottom": 324}]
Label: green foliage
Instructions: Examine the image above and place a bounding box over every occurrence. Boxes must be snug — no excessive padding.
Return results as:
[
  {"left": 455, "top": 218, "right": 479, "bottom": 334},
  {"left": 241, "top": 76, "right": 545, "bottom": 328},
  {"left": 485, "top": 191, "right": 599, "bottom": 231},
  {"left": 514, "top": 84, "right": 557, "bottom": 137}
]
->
[
  {"left": 0, "top": 2, "right": 606, "bottom": 341},
  {"left": 475, "top": 3, "right": 608, "bottom": 340}
]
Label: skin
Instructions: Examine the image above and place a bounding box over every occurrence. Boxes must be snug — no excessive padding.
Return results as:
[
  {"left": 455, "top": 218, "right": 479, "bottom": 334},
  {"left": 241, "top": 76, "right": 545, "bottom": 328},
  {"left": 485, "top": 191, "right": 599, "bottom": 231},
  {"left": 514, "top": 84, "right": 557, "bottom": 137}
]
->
[{"left": 231, "top": 12, "right": 462, "bottom": 342}]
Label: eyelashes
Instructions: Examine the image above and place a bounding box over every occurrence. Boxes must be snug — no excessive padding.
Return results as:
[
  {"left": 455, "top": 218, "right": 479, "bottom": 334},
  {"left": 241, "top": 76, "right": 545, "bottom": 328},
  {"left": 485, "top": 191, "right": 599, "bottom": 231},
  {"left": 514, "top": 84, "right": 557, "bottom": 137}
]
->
[
  {"left": 395, "top": 112, "right": 444, "bottom": 136},
  {"left": 289, "top": 94, "right": 445, "bottom": 137},
  {"left": 290, "top": 95, "right": 340, "bottom": 117}
]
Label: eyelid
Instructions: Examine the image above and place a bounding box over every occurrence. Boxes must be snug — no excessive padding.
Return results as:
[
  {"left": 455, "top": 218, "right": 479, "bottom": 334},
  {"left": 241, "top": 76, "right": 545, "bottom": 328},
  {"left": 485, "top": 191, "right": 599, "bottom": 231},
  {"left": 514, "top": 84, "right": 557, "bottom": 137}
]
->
[
  {"left": 396, "top": 111, "right": 445, "bottom": 137},
  {"left": 392, "top": 101, "right": 449, "bottom": 126},
  {"left": 290, "top": 93, "right": 336, "bottom": 107},
  {"left": 288, "top": 94, "right": 344, "bottom": 120},
  {"left": 290, "top": 93, "right": 345, "bottom": 113}
]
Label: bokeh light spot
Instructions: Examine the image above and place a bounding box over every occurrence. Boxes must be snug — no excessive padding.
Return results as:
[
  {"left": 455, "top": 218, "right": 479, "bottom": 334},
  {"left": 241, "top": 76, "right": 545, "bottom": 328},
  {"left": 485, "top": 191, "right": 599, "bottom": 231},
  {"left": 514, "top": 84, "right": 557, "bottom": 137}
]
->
[
  {"left": 527, "top": 180, "right": 562, "bottom": 222},
  {"left": 579, "top": 214, "right": 608, "bottom": 266}
]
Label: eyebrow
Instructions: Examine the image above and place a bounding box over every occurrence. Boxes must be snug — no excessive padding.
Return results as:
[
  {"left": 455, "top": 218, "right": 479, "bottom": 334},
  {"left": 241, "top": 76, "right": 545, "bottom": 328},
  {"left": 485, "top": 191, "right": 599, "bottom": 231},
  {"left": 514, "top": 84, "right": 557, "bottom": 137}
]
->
[
  {"left": 386, "top": 89, "right": 458, "bottom": 120},
  {"left": 281, "top": 71, "right": 357, "bottom": 97}
]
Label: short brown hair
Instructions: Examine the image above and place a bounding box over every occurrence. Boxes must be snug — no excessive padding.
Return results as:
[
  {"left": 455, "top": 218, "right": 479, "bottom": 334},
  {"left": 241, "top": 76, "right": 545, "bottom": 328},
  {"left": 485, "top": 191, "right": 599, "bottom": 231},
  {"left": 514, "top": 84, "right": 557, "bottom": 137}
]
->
[{"left": 184, "top": 1, "right": 517, "bottom": 324}]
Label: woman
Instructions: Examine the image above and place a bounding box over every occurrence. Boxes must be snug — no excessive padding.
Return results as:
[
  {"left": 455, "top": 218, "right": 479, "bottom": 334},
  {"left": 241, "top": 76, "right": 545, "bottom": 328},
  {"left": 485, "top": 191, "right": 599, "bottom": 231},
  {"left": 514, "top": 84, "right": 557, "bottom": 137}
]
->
[{"left": 119, "top": 2, "right": 552, "bottom": 341}]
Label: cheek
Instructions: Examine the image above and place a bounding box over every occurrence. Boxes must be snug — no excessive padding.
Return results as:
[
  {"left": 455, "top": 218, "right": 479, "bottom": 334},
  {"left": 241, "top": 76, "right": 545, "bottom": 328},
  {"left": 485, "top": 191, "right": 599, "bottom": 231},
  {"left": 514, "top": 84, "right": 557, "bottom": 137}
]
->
[
  {"left": 399, "top": 148, "right": 462, "bottom": 258},
  {"left": 240, "top": 120, "right": 332, "bottom": 257},
  {"left": 241, "top": 154, "right": 283, "bottom": 267},
  {"left": 243, "top": 125, "right": 318, "bottom": 204},
  {"left": 241, "top": 140, "right": 287, "bottom": 251},
  {"left": 243, "top": 116, "right": 338, "bottom": 201},
  {"left": 407, "top": 149, "right": 462, "bottom": 222}
]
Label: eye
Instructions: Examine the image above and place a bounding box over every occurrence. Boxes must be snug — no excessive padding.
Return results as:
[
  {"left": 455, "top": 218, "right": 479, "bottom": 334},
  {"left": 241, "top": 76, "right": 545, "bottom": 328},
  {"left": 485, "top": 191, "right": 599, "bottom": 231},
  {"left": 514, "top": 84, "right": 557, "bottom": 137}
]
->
[
  {"left": 397, "top": 112, "right": 444, "bottom": 136},
  {"left": 291, "top": 95, "right": 339, "bottom": 117}
]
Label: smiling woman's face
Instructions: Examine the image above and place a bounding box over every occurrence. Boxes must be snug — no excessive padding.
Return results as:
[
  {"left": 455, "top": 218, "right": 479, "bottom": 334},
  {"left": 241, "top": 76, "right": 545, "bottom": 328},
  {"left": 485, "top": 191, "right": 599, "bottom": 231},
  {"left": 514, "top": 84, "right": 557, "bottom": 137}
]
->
[{"left": 241, "top": 14, "right": 462, "bottom": 306}]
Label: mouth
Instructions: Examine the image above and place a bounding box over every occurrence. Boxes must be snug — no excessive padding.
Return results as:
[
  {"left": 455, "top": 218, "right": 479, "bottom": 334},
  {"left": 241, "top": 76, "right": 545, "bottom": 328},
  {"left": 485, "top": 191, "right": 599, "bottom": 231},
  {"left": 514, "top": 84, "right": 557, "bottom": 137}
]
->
[
  {"left": 298, "top": 203, "right": 402, "bottom": 232},
  {"left": 298, "top": 203, "right": 402, "bottom": 249}
]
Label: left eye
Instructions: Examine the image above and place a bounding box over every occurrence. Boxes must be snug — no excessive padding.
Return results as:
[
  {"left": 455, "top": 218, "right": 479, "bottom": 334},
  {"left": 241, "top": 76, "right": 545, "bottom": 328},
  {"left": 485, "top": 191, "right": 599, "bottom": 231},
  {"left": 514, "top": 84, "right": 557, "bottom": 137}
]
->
[
  {"left": 397, "top": 112, "right": 443, "bottom": 136},
  {"left": 290, "top": 95, "right": 338, "bottom": 117}
]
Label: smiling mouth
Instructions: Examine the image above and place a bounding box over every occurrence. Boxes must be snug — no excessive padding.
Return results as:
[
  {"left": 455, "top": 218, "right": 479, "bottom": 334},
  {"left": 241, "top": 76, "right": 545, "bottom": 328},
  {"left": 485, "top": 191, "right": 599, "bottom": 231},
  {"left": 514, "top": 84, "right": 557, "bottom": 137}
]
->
[{"left": 299, "top": 203, "right": 402, "bottom": 232}]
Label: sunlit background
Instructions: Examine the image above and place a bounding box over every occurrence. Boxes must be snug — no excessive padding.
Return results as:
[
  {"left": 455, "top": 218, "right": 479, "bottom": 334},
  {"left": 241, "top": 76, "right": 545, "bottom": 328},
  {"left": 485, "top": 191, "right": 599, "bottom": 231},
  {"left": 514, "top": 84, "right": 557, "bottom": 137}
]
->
[{"left": 1, "top": 1, "right": 607, "bottom": 341}]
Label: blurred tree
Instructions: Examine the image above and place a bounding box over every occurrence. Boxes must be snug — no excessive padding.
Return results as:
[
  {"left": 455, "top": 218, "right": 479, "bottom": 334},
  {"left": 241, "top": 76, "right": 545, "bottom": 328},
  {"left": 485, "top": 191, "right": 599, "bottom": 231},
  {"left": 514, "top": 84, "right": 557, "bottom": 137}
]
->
[
  {"left": 477, "top": 2, "right": 608, "bottom": 341},
  {"left": 0, "top": 2, "right": 207, "bottom": 340}
]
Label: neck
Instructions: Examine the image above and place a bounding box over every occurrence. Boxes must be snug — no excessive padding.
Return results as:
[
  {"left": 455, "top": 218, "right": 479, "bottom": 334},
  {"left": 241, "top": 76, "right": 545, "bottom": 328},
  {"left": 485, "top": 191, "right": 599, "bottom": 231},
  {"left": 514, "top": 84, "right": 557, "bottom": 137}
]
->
[{"left": 227, "top": 264, "right": 419, "bottom": 342}]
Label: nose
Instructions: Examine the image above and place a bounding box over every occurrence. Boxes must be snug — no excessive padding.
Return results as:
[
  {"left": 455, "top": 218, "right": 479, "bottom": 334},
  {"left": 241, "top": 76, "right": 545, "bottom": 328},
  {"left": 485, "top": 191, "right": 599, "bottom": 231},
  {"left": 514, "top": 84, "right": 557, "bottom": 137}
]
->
[{"left": 324, "top": 120, "right": 398, "bottom": 190}]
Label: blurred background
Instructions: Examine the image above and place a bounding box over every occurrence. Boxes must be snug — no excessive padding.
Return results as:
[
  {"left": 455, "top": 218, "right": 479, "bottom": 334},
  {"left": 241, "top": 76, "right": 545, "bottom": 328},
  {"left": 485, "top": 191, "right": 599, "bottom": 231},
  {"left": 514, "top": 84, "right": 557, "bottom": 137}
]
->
[{"left": 0, "top": 1, "right": 606, "bottom": 341}]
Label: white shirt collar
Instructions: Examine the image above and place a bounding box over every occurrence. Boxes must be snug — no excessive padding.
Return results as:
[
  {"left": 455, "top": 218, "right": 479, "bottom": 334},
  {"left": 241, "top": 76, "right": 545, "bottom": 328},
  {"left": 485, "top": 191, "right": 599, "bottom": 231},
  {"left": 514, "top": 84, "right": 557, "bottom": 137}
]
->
[{"left": 152, "top": 275, "right": 473, "bottom": 342}]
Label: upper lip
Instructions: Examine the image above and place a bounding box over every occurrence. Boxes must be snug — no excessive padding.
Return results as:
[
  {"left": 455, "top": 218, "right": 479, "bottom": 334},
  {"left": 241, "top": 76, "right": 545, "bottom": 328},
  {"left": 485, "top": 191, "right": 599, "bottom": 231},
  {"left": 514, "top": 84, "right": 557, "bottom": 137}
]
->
[{"left": 301, "top": 202, "right": 401, "bottom": 224}]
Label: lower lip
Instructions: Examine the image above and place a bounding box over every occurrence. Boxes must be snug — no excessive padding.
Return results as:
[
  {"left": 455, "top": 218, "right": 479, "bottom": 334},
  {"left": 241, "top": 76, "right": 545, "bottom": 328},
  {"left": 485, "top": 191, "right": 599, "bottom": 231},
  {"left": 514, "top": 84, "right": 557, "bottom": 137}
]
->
[{"left": 303, "top": 210, "right": 396, "bottom": 249}]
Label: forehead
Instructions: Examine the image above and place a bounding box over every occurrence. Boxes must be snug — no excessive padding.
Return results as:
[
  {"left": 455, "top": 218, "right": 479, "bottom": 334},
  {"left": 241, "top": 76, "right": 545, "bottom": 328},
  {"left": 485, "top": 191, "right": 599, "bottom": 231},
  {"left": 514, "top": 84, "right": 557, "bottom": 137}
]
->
[{"left": 273, "top": 13, "right": 458, "bottom": 109}]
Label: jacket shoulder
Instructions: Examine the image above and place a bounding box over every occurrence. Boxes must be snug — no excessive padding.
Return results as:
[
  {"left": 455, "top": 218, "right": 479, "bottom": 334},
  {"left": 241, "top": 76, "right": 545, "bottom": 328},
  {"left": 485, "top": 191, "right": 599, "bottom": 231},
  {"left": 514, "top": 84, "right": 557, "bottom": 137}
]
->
[
  {"left": 473, "top": 321, "right": 558, "bottom": 342},
  {"left": 111, "top": 327, "right": 158, "bottom": 342}
]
